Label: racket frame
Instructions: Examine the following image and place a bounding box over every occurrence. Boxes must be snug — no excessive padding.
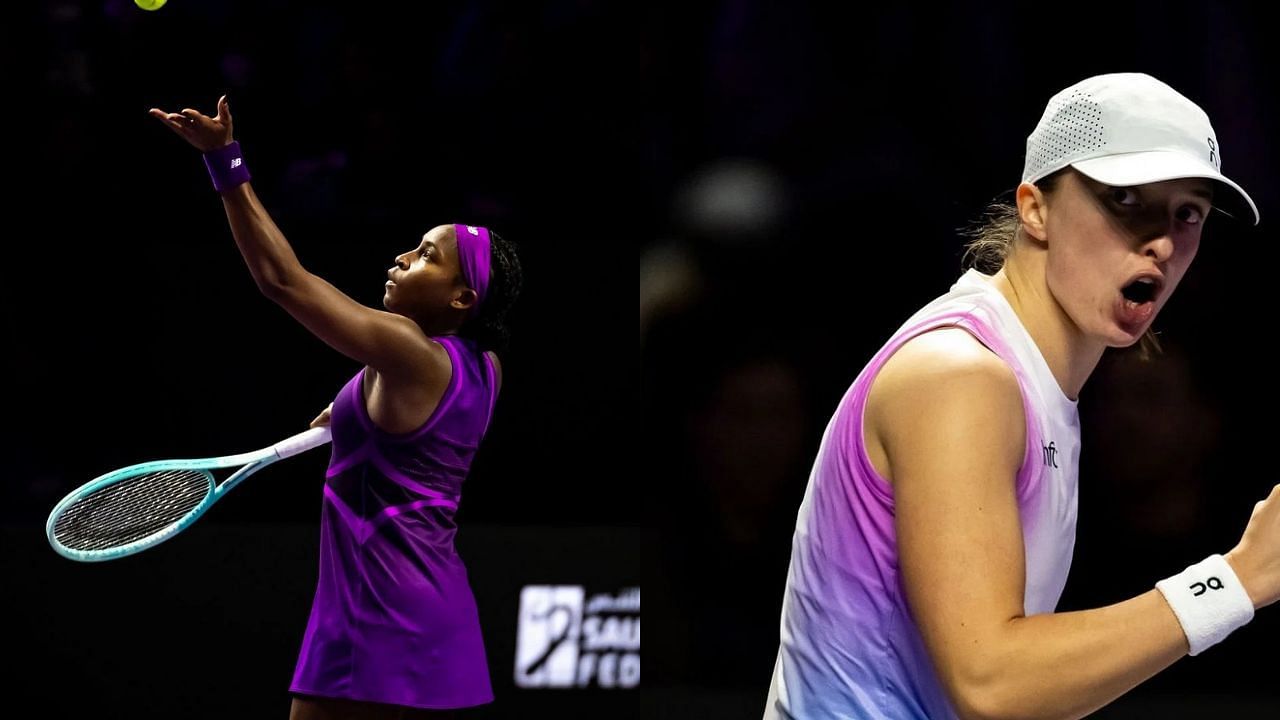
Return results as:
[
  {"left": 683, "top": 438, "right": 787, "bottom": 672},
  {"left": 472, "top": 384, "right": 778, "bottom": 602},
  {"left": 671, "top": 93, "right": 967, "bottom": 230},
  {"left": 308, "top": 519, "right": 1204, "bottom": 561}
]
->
[{"left": 46, "top": 426, "right": 331, "bottom": 562}]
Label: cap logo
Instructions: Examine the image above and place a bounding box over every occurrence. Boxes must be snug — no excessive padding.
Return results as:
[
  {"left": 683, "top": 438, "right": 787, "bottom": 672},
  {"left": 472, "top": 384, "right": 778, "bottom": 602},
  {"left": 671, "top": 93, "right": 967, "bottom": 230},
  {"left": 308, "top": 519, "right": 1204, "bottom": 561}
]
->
[{"left": 1021, "top": 74, "right": 1256, "bottom": 223}]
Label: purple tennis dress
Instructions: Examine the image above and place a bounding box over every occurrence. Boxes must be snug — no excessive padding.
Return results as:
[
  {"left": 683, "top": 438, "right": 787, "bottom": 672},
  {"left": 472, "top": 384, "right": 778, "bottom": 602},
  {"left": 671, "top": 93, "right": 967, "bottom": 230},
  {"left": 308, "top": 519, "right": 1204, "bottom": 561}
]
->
[{"left": 291, "top": 334, "right": 497, "bottom": 709}]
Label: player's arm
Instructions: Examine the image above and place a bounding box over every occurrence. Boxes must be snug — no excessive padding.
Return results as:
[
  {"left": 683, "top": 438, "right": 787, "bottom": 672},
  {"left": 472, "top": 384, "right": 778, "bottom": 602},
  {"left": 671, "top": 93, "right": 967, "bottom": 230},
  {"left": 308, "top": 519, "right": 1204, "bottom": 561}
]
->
[
  {"left": 217, "top": 181, "right": 444, "bottom": 382},
  {"left": 149, "top": 96, "right": 444, "bottom": 384},
  {"left": 868, "top": 328, "right": 1187, "bottom": 720}
]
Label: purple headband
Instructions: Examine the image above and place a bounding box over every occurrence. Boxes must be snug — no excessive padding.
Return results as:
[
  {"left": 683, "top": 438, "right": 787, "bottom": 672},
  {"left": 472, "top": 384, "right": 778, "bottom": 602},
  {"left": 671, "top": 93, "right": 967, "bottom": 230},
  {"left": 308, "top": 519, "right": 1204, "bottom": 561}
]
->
[{"left": 454, "top": 224, "right": 492, "bottom": 317}]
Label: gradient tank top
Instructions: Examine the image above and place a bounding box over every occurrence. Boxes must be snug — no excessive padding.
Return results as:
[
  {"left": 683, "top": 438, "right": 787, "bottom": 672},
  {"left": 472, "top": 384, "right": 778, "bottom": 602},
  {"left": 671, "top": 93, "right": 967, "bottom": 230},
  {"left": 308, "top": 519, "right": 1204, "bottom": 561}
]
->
[{"left": 765, "top": 269, "right": 1080, "bottom": 719}]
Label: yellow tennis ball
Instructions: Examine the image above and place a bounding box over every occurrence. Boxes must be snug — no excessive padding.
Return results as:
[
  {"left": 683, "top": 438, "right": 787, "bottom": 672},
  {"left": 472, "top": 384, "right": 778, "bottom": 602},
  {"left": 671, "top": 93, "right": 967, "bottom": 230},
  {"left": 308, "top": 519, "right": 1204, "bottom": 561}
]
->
[{"left": 134, "top": 0, "right": 167, "bottom": 10}]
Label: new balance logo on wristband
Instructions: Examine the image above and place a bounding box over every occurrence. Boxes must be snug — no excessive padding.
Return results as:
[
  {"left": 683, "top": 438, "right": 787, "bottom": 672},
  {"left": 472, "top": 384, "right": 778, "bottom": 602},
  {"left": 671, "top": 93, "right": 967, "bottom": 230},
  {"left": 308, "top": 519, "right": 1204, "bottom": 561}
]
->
[
  {"left": 1191, "top": 577, "right": 1224, "bottom": 596},
  {"left": 202, "top": 141, "right": 251, "bottom": 192}
]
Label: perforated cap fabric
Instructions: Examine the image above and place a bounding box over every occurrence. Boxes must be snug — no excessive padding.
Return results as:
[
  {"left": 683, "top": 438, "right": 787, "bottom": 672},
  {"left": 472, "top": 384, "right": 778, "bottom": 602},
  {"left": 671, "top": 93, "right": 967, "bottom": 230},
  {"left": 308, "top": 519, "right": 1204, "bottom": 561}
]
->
[{"left": 1022, "top": 72, "right": 1259, "bottom": 224}]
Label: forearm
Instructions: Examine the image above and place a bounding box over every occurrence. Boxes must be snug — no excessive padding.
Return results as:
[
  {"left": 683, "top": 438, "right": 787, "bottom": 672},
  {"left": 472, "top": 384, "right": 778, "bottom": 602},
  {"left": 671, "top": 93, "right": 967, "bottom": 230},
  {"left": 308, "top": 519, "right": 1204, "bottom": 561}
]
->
[
  {"left": 218, "top": 182, "right": 305, "bottom": 292},
  {"left": 958, "top": 590, "right": 1186, "bottom": 720}
]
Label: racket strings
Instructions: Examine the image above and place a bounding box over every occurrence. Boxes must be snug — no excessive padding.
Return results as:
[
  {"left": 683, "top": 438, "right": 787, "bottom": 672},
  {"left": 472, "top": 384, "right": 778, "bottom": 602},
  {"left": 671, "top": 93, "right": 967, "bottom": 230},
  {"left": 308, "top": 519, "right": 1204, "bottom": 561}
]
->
[{"left": 52, "top": 469, "right": 212, "bottom": 551}]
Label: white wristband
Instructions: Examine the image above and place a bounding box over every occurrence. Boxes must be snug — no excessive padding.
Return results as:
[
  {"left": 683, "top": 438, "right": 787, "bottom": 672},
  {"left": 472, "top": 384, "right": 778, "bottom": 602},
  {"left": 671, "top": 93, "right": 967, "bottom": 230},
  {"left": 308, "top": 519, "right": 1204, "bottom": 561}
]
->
[{"left": 1155, "top": 554, "right": 1254, "bottom": 656}]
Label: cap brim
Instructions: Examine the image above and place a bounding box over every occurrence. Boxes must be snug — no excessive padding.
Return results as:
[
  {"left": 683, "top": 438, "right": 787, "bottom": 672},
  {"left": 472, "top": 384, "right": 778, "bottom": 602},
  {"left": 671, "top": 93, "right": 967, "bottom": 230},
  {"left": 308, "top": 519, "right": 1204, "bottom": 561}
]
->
[{"left": 1072, "top": 150, "right": 1259, "bottom": 225}]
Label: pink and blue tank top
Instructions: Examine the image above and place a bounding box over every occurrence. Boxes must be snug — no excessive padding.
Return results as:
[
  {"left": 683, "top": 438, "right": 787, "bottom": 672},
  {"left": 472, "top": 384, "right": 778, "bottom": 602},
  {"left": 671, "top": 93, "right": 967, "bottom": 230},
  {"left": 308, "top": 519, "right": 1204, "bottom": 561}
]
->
[{"left": 765, "top": 270, "right": 1080, "bottom": 719}]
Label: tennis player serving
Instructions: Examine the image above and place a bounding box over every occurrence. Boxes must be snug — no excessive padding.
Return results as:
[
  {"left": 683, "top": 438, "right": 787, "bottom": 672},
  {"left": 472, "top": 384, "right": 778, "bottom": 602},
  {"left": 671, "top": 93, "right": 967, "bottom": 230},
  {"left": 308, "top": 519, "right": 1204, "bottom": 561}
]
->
[{"left": 150, "top": 95, "right": 522, "bottom": 719}]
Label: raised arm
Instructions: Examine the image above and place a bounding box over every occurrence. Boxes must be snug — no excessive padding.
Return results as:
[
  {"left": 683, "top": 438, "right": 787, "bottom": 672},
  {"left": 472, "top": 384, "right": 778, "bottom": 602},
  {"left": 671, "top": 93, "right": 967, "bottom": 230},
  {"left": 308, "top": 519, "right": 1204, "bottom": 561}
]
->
[
  {"left": 148, "top": 97, "right": 445, "bottom": 385},
  {"left": 866, "top": 327, "right": 1278, "bottom": 720}
]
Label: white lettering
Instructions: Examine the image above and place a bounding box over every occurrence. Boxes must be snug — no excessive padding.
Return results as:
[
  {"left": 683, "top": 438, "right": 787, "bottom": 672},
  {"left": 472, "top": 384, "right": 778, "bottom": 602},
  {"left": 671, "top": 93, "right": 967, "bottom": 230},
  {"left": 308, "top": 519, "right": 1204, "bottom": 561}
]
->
[
  {"left": 598, "top": 653, "right": 617, "bottom": 687},
  {"left": 516, "top": 584, "right": 640, "bottom": 690},
  {"left": 618, "top": 653, "right": 641, "bottom": 688},
  {"left": 583, "top": 616, "right": 641, "bottom": 650},
  {"left": 586, "top": 588, "right": 641, "bottom": 613},
  {"left": 575, "top": 653, "right": 596, "bottom": 685}
]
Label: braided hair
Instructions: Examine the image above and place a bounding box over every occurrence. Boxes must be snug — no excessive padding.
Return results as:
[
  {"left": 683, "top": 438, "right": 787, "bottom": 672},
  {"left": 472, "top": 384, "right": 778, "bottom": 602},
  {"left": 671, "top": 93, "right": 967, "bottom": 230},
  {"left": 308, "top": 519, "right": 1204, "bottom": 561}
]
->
[{"left": 459, "top": 230, "right": 522, "bottom": 355}]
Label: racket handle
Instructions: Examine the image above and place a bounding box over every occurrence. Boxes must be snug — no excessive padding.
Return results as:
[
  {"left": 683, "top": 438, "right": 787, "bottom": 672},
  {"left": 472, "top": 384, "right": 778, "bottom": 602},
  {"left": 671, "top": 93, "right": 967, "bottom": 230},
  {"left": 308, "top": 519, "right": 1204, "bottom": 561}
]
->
[{"left": 273, "top": 426, "right": 333, "bottom": 459}]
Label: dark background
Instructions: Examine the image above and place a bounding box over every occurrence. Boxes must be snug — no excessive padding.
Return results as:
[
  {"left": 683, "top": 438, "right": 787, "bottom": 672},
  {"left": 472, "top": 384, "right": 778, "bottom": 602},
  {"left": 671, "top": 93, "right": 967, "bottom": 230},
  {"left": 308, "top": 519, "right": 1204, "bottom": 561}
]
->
[{"left": 5, "top": 0, "right": 1280, "bottom": 718}]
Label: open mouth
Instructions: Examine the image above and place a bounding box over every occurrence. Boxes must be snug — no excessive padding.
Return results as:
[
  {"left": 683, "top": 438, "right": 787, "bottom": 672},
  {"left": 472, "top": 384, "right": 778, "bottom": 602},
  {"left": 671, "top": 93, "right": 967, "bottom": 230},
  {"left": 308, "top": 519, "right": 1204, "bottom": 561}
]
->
[{"left": 1121, "top": 277, "right": 1160, "bottom": 305}]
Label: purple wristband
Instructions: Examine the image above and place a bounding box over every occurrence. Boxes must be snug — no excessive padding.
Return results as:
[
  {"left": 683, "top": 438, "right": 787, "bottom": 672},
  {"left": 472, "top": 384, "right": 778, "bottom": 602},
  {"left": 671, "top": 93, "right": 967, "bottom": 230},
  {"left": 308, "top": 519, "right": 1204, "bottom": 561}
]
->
[{"left": 202, "top": 141, "right": 251, "bottom": 193}]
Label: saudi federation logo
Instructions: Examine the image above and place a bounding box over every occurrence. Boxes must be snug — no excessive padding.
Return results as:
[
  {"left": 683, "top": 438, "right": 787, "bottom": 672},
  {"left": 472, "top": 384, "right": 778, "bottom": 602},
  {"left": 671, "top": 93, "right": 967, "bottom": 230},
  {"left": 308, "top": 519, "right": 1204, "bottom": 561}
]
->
[
  {"left": 515, "top": 585, "right": 584, "bottom": 687},
  {"left": 515, "top": 585, "right": 641, "bottom": 689}
]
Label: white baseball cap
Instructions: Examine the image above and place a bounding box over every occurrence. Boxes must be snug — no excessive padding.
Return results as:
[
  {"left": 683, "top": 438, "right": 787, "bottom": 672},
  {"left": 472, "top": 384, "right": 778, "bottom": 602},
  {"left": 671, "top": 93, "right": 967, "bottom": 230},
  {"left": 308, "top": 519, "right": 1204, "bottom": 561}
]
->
[{"left": 1022, "top": 72, "right": 1259, "bottom": 224}]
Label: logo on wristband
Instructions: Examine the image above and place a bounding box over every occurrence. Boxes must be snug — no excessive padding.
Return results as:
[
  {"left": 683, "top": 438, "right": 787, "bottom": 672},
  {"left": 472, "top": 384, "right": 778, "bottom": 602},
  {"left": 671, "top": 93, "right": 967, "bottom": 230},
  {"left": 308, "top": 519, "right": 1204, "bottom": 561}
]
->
[
  {"left": 1191, "top": 576, "right": 1224, "bottom": 596},
  {"left": 231, "top": 158, "right": 243, "bottom": 169}
]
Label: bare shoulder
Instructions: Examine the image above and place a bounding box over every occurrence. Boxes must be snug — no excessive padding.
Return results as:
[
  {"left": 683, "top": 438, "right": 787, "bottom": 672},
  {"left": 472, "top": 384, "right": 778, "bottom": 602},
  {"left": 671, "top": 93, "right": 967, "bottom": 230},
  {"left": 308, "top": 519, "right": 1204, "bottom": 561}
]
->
[
  {"left": 364, "top": 331, "right": 451, "bottom": 392},
  {"left": 403, "top": 330, "right": 454, "bottom": 384},
  {"left": 872, "top": 327, "right": 1020, "bottom": 406},
  {"left": 865, "top": 327, "right": 1025, "bottom": 482}
]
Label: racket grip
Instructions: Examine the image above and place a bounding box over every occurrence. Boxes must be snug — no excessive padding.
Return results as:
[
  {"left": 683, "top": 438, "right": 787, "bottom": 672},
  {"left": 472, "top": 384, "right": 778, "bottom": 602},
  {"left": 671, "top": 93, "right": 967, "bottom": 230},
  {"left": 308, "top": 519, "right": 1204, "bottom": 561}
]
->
[{"left": 274, "top": 426, "right": 333, "bottom": 459}]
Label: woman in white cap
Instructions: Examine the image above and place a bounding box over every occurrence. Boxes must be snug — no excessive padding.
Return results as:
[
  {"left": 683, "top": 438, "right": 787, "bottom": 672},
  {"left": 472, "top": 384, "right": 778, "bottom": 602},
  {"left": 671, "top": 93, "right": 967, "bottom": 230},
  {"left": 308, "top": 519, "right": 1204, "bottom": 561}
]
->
[{"left": 764, "top": 72, "right": 1279, "bottom": 719}]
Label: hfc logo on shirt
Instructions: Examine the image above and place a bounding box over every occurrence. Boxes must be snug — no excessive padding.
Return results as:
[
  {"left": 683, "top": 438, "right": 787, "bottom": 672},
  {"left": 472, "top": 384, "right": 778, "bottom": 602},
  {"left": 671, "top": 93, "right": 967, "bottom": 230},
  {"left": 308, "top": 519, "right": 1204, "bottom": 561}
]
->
[
  {"left": 1042, "top": 441, "right": 1059, "bottom": 468},
  {"left": 515, "top": 585, "right": 641, "bottom": 689}
]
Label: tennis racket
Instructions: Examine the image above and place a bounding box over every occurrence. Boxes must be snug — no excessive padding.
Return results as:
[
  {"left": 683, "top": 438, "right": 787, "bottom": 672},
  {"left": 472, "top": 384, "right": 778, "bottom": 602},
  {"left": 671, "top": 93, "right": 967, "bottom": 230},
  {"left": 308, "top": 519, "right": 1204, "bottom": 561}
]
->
[{"left": 46, "top": 426, "right": 332, "bottom": 562}]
